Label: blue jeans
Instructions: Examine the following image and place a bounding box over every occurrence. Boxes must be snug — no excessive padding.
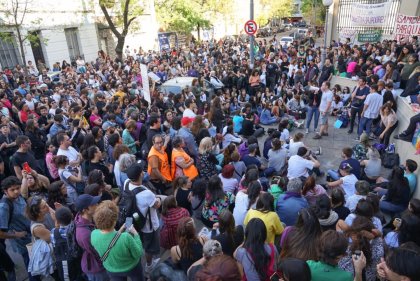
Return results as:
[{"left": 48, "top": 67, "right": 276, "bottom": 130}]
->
[
  {"left": 358, "top": 117, "right": 373, "bottom": 136},
  {"left": 379, "top": 200, "right": 406, "bottom": 215},
  {"left": 306, "top": 106, "right": 319, "bottom": 130},
  {"left": 86, "top": 270, "right": 110, "bottom": 281},
  {"left": 327, "top": 169, "right": 340, "bottom": 181}
]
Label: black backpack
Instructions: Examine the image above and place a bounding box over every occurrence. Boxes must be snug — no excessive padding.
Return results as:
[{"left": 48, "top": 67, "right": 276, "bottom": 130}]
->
[
  {"left": 53, "top": 228, "right": 87, "bottom": 281},
  {"left": 117, "top": 180, "right": 152, "bottom": 232},
  {"left": 66, "top": 221, "right": 84, "bottom": 260}
]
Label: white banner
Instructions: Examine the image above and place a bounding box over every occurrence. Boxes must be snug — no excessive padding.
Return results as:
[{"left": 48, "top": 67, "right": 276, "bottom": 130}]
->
[
  {"left": 393, "top": 13, "right": 420, "bottom": 42},
  {"left": 140, "top": 64, "right": 151, "bottom": 105},
  {"left": 350, "top": 1, "right": 390, "bottom": 27},
  {"left": 339, "top": 28, "right": 357, "bottom": 44}
]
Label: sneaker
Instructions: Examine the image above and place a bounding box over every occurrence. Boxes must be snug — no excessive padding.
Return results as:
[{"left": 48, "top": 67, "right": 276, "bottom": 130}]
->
[
  {"left": 318, "top": 146, "right": 322, "bottom": 155},
  {"left": 321, "top": 132, "right": 329, "bottom": 136},
  {"left": 354, "top": 136, "right": 360, "bottom": 141},
  {"left": 145, "top": 258, "right": 160, "bottom": 275},
  {"left": 313, "top": 134, "right": 322, "bottom": 139},
  {"left": 305, "top": 128, "right": 309, "bottom": 134},
  {"left": 347, "top": 130, "right": 353, "bottom": 134}
]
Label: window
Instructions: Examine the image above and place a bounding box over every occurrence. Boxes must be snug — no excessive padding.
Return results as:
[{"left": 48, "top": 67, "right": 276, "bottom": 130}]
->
[
  {"left": 64, "top": 28, "right": 82, "bottom": 61},
  {"left": 0, "top": 33, "right": 21, "bottom": 69}
]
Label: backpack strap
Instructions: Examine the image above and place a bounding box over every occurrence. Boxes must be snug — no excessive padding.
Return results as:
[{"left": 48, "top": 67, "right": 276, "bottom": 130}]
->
[{"left": 100, "top": 231, "right": 122, "bottom": 263}]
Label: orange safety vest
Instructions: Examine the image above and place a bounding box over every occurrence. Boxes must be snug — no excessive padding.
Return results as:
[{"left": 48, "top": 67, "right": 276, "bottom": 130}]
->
[
  {"left": 147, "top": 146, "right": 172, "bottom": 182},
  {"left": 171, "top": 148, "right": 198, "bottom": 180}
]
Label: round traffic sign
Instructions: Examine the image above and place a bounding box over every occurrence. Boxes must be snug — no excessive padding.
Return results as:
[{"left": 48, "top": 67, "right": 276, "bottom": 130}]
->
[{"left": 244, "top": 20, "right": 258, "bottom": 36}]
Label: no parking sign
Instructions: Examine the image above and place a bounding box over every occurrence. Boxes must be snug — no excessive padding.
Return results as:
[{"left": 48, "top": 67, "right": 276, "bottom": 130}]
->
[{"left": 244, "top": 20, "right": 258, "bottom": 36}]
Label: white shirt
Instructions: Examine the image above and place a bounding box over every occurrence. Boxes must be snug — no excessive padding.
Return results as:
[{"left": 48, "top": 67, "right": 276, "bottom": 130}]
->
[
  {"left": 233, "top": 190, "right": 256, "bottom": 226},
  {"left": 288, "top": 140, "right": 304, "bottom": 157},
  {"left": 222, "top": 133, "right": 242, "bottom": 149},
  {"left": 363, "top": 92, "right": 383, "bottom": 119},
  {"left": 340, "top": 174, "right": 358, "bottom": 198},
  {"left": 319, "top": 90, "right": 333, "bottom": 113},
  {"left": 287, "top": 155, "right": 314, "bottom": 179},
  {"left": 219, "top": 174, "right": 238, "bottom": 193},
  {"left": 57, "top": 146, "right": 79, "bottom": 163},
  {"left": 345, "top": 194, "right": 366, "bottom": 212},
  {"left": 126, "top": 180, "right": 160, "bottom": 233},
  {"left": 183, "top": 108, "right": 197, "bottom": 118}
]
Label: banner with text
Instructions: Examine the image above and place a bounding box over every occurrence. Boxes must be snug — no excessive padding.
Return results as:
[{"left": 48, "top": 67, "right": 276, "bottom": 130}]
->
[
  {"left": 393, "top": 13, "right": 420, "bottom": 42},
  {"left": 351, "top": 1, "right": 390, "bottom": 27},
  {"left": 358, "top": 31, "right": 382, "bottom": 43}
]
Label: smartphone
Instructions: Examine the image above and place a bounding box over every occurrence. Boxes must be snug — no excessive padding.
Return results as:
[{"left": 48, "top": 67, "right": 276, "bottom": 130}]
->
[
  {"left": 23, "top": 162, "right": 32, "bottom": 174},
  {"left": 125, "top": 217, "right": 133, "bottom": 231}
]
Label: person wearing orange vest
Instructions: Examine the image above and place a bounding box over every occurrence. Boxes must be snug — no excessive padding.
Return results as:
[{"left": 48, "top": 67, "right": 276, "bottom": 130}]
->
[
  {"left": 171, "top": 136, "right": 198, "bottom": 180},
  {"left": 147, "top": 134, "right": 172, "bottom": 194}
]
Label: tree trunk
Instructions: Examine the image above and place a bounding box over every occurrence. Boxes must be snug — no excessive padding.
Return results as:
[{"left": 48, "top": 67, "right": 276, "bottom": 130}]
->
[
  {"left": 197, "top": 23, "right": 201, "bottom": 41},
  {"left": 115, "top": 36, "right": 125, "bottom": 60},
  {"left": 15, "top": 26, "right": 29, "bottom": 76}
]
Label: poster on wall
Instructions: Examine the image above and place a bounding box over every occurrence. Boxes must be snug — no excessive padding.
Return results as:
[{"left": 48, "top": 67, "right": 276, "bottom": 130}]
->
[
  {"left": 393, "top": 13, "right": 420, "bottom": 42},
  {"left": 350, "top": 1, "right": 390, "bottom": 27},
  {"left": 158, "top": 32, "right": 178, "bottom": 52},
  {"left": 339, "top": 28, "right": 357, "bottom": 44},
  {"left": 358, "top": 30, "right": 382, "bottom": 43}
]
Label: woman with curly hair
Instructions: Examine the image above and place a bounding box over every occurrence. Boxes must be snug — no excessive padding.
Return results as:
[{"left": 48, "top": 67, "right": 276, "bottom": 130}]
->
[
  {"left": 170, "top": 217, "right": 207, "bottom": 273},
  {"left": 46, "top": 180, "right": 70, "bottom": 211},
  {"left": 339, "top": 216, "right": 384, "bottom": 281},
  {"left": 91, "top": 200, "right": 144, "bottom": 280}
]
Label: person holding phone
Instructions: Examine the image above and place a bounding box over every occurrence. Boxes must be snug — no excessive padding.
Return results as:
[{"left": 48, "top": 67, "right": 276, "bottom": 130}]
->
[{"left": 91, "top": 200, "right": 144, "bottom": 281}]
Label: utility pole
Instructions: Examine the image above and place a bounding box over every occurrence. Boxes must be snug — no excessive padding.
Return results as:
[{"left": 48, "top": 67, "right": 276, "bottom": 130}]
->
[{"left": 250, "top": 0, "right": 255, "bottom": 69}]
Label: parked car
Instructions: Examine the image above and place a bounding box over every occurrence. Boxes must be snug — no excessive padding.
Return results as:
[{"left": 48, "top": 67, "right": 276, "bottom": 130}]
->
[
  {"left": 280, "top": 36, "right": 294, "bottom": 47},
  {"left": 159, "top": 77, "right": 215, "bottom": 98},
  {"left": 297, "top": 22, "right": 307, "bottom": 28},
  {"left": 284, "top": 23, "right": 293, "bottom": 31},
  {"left": 256, "top": 27, "right": 272, "bottom": 38}
]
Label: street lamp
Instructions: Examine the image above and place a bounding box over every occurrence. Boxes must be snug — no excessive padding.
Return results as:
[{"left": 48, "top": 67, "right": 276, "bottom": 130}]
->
[{"left": 321, "top": 0, "right": 333, "bottom": 68}]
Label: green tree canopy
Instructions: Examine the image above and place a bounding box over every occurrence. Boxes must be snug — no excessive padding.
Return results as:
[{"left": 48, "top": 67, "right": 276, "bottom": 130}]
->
[{"left": 301, "top": 0, "right": 326, "bottom": 26}]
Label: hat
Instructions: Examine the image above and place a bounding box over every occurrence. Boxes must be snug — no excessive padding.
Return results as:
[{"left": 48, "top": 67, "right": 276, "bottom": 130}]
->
[
  {"left": 39, "top": 83, "right": 48, "bottom": 88},
  {"left": 102, "top": 121, "right": 116, "bottom": 131},
  {"left": 340, "top": 162, "right": 353, "bottom": 171},
  {"left": 203, "top": 239, "right": 223, "bottom": 258},
  {"left": 181, "top": 117, "right": 194, "bottom": 126},
  {"left": 359, "top": 132, "right": 369, "bottom": 144},
  {"left": 75, "top": 194, "right": 101, "bottom": 212},
  {"left": 126, "top": 161, "right": 145, "bottom": 181}
]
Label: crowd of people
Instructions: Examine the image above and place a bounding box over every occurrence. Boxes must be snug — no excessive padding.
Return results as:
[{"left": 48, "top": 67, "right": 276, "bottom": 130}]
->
[{"left": 0, "top": 31, "right": 420, "bottom": 281}]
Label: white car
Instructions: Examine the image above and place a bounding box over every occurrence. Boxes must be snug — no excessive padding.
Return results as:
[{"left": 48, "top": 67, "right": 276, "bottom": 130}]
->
[{"left": 280, "top": 36, "right": 294, "bottom": 47}]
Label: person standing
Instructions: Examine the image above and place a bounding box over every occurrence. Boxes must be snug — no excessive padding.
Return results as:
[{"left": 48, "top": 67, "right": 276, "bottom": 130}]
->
[
  {"left": 147, "top": 134, "right": 172, "bottom": 194},
  {"left": 74, "top": 194, "right": 109, "bottom": 281},
  {"left": 0, "top": 176, "right": 31, "bottom": 281},
  {"left": 348, "top": 78, "right": 370, "bottom": 134},
  {"left": 125, "top": 163, "right": 162, "bottom": 276},
  {"left": 305, "top": 83, "right": 321, "bottom": 134},
  {"left": 357, "top": 84, "right": 383, "bottom": 140},
  {"left": 313, "top": 81, "right": 333, "bottom": 139}
]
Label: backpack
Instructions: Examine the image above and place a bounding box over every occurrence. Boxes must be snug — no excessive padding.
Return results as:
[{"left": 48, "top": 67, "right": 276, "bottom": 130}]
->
[
  {"left": 66, "top": 221, "right": 84, "bottom": 260},
  {"left": 117, "top": 180, "right": 152, "bottom": 232},
  {"left": 54, "top": 228, "right": 87, "bottom": 281}
]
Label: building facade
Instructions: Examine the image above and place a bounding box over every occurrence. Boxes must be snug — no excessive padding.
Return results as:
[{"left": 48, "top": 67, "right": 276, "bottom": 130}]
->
[{"left": 0, "top": 0, "right": 158, "bottom": 70}]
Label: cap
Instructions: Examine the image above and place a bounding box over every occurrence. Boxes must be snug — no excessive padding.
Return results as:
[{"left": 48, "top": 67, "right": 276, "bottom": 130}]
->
[
  {"left": 203, "top": 239, "right": 223, "bottom": 258},
  {"left": 75, "top": 194, "right": 101, "bottom": 212},
  {"left": 340, "top": 162, "right": 352, "bottom": 171},
  {"left": 181, "top": 117, "right": 194, "bottom": 126},
  {"left": 39, "top": 83, "right": 48, "bottom": 88},
  {"left": 126, "top": 161, "right": 145, "bottom": 181},
  {"left": 102, "top": 121, "right": 116, "bottom": 131}
]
